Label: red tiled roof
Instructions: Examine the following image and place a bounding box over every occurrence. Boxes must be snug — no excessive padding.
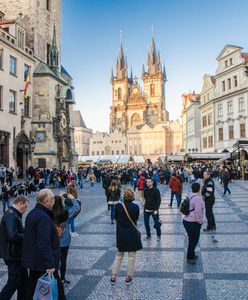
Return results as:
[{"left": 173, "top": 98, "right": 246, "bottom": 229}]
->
[
  {"left": 182, "top": 92, "right": 200, "bottom": 101},
  {"left": 0, "top": 20, "right": 15, "bottom": 25},
  {"left": 241, "top": 53, "right": 248, "bottom": 63}
]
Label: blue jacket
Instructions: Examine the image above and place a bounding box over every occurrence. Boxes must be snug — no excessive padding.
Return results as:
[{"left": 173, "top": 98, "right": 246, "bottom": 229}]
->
[
  {"left": 60, "top": 199, "right": 80, "bottom": 247},
  {"left": 22, "top": 203, "right": 60, "bottom": 272}
]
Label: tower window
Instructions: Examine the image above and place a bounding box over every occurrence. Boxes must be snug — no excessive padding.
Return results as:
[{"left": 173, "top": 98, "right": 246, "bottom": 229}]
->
[
  {"left": 150, "top": 83, "right": 155, "bottom": 96},
  {"left": 47, "top": 43, "right": 51, "bottom": 65},
  {"left": 118, "top": 87, "right": 122, "bottom": 99},
  {"left": 46, "top": 0, "right": 50, "bottom": 11}
]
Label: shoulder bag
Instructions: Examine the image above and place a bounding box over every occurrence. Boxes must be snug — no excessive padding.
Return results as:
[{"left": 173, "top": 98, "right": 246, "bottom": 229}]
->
[{"left": 122, "top": 203, "right": 141, "bottom": 237}]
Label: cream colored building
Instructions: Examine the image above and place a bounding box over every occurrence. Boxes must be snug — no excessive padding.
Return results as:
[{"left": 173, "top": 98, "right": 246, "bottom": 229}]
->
[
  {"left": 89, "top": 129, "right": 127, "bottom": 156},
  {"left": 213, "top": 45, "right": 248, "bottom": 152},
  {"left": 0, "top": 12, "right": 35, "bottom": 173},
  {"left": 1, "top": 0, "right": 78, "bottom": 170},
  {"left": 199, "top": 74, "right": 216, "bottom": 153},
  {"left": 72, "top": 110, "right": 92, "bottom": 156},
  {"left": 181, "top": 92, "right": 201, "bottom": 152}
]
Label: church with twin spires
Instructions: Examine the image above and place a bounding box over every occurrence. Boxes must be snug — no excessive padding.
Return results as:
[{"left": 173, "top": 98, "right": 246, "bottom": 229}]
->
[{"left": 108, "top": 34, "right": 182, "bottom": 160}]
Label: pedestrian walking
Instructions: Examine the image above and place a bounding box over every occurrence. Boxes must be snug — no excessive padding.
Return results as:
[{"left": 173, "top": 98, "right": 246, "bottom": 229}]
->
[
  {"left": 107, "top": 180, "right": 121, "bottom": 224},
  {"left": 110, "top": 187, "right": 142, "bottom": 285},
  {"left": 169, "top": 173, "right": 181, "bottom": 207},
  {"left": 223, "top": 168, "right": 231, "bottom": 195},
  {"left": 183, "top": 183, "right": 204, "bottom": 264},
  {"left": 137, "top": 174, "right": 146, "bottom": 206},
  {"left": 0, "top": 196, "right": 29, "bottom": 300},
  {"left": 22, "top": 189, "right": 66, "bottom": 300},
  {"left": 143, "top": 177, "right": 162, "bottom": 241},
  {"left": 67, "top": 177, "right": 80, "bottom": 237},
  {"left": 202, "top": 170, "right": 216, "bottom": 232}
]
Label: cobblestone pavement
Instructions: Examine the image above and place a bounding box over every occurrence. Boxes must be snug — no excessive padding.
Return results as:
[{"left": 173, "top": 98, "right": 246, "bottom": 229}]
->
[{"left": 1, "top": 180, "right": 248, "bottom": 299}]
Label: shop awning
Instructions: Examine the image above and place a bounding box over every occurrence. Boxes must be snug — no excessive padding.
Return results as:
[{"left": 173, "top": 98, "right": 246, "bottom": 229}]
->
[
  {"left": 117, "top": 155, "right": 132, "bottom": 164},
  {"left": 217, "top": 153, "right": 231, "bottom": 163},
  {"left": 133, "top": 156, "right": 145, "bottom": 163},
  {"left": 78, "top": 155, "right": 100, "bottom": 163},
  {"left": 166, "top": 155, "right": 184, "bottom": 162}
]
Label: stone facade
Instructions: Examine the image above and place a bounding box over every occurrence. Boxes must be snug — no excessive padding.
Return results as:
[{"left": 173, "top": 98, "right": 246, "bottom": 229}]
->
[
  {"left": 181, "top": 92, "right": 201, "bottom": 152},
  {"left": 89, "top": 129, "right": 127, "bottom": 156},
  {"left": 72, "top": 110, "right": 92, "bottom": 156},
  {"left": 0, "top": 13, "right": 35, "bottom": 173},
  {"left": 199, "top": 74, "right": 216, "bottom": 153},
  {"left": 213, "top": 45, "right": 248, "bottom": 152},
  {"left": 0, "top": 0, "right": 77, "bottom": 170}
]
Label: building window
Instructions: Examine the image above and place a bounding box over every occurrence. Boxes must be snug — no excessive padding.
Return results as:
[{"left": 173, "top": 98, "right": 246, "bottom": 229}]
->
[
  {"left": 117, "top": 87, "right": 122, "bottom": 100},
  {"left": 92, "top": 151, "right": 94, "bottom": 155},
  {"left": 101, "top": 151, "right": 104, "bottom": 155},
  {"left": 217, "top": 104, "right": 223, "bottom": 117},
  {"left": 203, "top": 137, "right": 207, "bottom": 149},
  {"left": 9, "top": 90, "right": 16, "bottom": 112},
  {"left": 230, "top": 58, "right": 233, "bottom": 65},
  {"left": 240, "top": 123, "right": 246, "bottom": 138},
  {"left": 96, "top": 151, "right": 99, "bottom": 155},
  {"left": 208, "top": 113, "right": 212, "bottom": 125},
  {"left": 234, "top": 76, "right": 238, "bottom": 87},
  {"left": 9, "top": 56, "right": 17, "bottom": 76},
  {"left": 47, "top": 43, "right": 51, "bottom": 65},
  {"left": 24, "top": 64, "right": 29, "bottom": 81},
  {"left": 238, "top": 97, "right": 245, "bottom": 111},
  {"left": 0, "top": 48, "right": 3, "bottom": 69},
  {"left": 229, "top": 125, "right": 234, "bottom": 139},
  {"left": 0, "top": 85, "right": 2, "bottom": 109},
  {"left": 202, "top": 116, "right": 207, "bottom": 127},
  {"left": 225, "top": 60, "right": 228, "bottom": 68},
  {"left": 222, "top": 81, "right": 225, "bottom": 92},
  {"left": 228, "top": 78, "right": 231, "bottom": 89},
  {"left": 46, "top": 0, "right": 50, "bottom": 11},
  {"left": 218, "top": 128, "right": 223, "bottom": 141},
  {"left": 208, "top": 136, "right": 213, "bottom": 147},
  {"left": 24, "top": 96, "right": 30, "bottom": 117},
  {"left": 116, "top": 150, "right": 119, "bottom": 155},
  {"left": 111, "top": 150, "right": 114, "bottom": 155},
  {"left": 121, "top": 150, "right": 124, "bottom": 154},
  {"left": 150, "top": 83, "right": 155, "bottom": 96},
  {"left": 227, "top": 101, "right": 233, "bottom": 114}
]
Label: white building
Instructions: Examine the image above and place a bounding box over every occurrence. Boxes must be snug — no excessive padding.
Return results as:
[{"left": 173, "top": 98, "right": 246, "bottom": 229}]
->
[
  {"left": 213, "top": 45, "right": 248, "bottom": 152},
  {"left": 200, "top": 74, "right": 216, "bottom": 153},
  {"left": 89, "top": 129, "right": 127, "bottom": 156},
  {"left": 181, "top": 92, "right": 201, "bottom": 153},
  {"left": 72, "top": 110, "right": 92, "bottom": 156}
]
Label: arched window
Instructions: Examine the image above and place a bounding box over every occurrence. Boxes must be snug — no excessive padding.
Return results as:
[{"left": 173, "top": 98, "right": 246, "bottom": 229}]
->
[
  {"left": 131, "top": 113, "right": 141, "bottom": 126},
  {"left": 118, "top": 87, "right": 122, "bottom": 99},
  {"left": 150, "top": 83, "right": 155, "bottom": 96}
]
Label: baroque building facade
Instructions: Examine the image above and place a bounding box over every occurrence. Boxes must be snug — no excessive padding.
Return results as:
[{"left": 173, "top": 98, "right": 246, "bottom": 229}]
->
[
  {"left": 0, "top": 12, "right": 35, "bottom": 173},
  {"left": 0, "top": 0, "right": 77, "bottom": 170}
]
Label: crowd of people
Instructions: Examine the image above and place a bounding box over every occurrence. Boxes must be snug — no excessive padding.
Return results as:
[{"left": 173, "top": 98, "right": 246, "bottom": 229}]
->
[{"left": 0, "top": 161, "right": 237, "bottom": 298}]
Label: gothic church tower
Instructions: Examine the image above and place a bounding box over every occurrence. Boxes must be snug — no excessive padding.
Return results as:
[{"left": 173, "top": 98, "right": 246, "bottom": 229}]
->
[{"left": 110, "top": 42, "right": 133, "bottom": 133}]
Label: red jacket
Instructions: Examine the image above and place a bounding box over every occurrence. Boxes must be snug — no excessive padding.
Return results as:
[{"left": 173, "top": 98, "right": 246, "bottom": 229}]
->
[
  {"left": 169, "top": 176, "right": 181, "bottom": 192},
  {"left": 137, "top": 176, "right": 146, "bottom": 190}
]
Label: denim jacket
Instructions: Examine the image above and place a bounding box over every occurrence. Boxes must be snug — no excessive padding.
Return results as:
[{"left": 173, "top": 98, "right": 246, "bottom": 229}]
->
[{"left": 60, "top": 198, "right": 80, "bottom": 247}]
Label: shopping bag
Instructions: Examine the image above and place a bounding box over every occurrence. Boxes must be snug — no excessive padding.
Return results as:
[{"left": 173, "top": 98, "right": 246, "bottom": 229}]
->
[{"left": 33, "top": 273, "right": 58, "bottom": 300}]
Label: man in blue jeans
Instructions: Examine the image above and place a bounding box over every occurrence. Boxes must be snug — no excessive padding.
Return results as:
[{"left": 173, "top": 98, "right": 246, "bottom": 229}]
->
[{"left": 143, "top": 177, "right": 162, "bottom": 241}]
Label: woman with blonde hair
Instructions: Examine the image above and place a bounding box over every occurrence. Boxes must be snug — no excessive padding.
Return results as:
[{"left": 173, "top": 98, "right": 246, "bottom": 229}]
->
[
  {"left": 110, "top": 187, "right": 142, "bottom": 285},
  {"left": 107, "top": 180, "right": 121, "bottom": 224}
]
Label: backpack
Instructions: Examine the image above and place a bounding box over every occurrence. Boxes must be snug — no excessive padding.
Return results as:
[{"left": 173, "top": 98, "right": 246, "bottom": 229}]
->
[{"left": 180, "top": 196, "right": 195, "bottom": 216}]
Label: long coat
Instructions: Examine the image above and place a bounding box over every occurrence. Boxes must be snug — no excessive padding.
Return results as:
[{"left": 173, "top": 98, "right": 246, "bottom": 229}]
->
[
  {"left": 22, "top": 203, "right": 60, "bottom": 272},
  {"left": 115, "top": 202, "right": 143, "bottom": 252}
]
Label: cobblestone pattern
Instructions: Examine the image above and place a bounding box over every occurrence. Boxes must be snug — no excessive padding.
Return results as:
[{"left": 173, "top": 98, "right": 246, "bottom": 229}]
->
[{"left": 1, "top": 180, "right": 248, "bottom": 299}]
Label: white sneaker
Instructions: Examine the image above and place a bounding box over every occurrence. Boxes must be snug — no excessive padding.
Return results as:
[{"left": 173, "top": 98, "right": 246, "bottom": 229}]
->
[{"left": 70, "top": 232, "right": 79, "bottom": 237}]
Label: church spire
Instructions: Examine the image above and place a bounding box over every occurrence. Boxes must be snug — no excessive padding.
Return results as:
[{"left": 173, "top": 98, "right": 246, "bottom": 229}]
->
[
  {"left": 146, "top": 27, "right": 162, "bottom": 76},
  {"left": 116, "top": 32, "right": 128, "bottom": 79},
  {"left": 50, "top": 21, "right": 59, "bottom": 71}
]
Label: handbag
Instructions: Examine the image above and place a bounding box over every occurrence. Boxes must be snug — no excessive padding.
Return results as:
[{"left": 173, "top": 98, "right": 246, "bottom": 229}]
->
[
  {"left": 153, "top": 216, "right": 162, "bottom": 229},
  {"left": 33, "top": 273, "right": 58, "bottom": 300},
  {"left": 122, "top": 203, "right": 141, "bottom": 237}
]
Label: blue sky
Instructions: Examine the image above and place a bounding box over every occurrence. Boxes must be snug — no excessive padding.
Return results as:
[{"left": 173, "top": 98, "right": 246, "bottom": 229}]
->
[{"left": 61, "top": 0, "right": 248, "bottom": 132}]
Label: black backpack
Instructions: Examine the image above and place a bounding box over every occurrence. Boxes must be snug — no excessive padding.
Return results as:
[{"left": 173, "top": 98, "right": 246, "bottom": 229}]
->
[{"left": 180, "top": 196, "right": 195, "bottom": 216}]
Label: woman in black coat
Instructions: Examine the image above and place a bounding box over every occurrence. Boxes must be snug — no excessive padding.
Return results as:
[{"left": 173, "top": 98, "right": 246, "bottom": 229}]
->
[{"left": 110, "top": 187, "right": 142, "bottom": 285}]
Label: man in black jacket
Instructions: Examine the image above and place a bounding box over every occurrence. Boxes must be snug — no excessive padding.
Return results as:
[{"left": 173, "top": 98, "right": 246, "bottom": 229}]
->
[
  {"left": 144, "top": 177, "right": 162, "bottom": 241},
  {"left": 0, "top": 195, "right": 29, "bottom": 300},
  {"left": 22, "top": 189, "right": 66, "bottom": 300},
  {"left": 202, "top": 170, "right": 216, "bottom": 232}
]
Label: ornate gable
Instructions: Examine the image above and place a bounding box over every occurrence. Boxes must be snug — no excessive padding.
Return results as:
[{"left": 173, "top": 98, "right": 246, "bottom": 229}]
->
[
  {"left": 128, "top": 84, "right": 146, "bottom": 106},
  {"left": 217, "top": 45, "right": 243, "bottom": 61}
]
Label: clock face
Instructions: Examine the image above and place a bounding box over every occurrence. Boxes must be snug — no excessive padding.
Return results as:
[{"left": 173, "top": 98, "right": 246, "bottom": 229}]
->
[{"left": 36, "top": 132, "right": 45, "bottom": 142}]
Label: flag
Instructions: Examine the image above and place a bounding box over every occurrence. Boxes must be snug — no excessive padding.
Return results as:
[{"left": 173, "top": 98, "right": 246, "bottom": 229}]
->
[{"left": 24, "top": 66, "right": 30, "bottom": 99}]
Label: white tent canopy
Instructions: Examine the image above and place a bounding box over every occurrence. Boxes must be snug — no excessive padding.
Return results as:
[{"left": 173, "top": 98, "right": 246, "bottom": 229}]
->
[
  {"left": 133, "top": 155, "right": 145, "bottom": 163},
  {"left": 98, "top": 155, "right": 119, "bottom": 164},
  {"left": 167, "top": 155, "right": 184, "bottom": 162},
  {"left": 117, "top": 155, "right": 132, "bottom": 164},
  {"left": 78, "top": 155, "right": 100, "bottom": 163}
]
